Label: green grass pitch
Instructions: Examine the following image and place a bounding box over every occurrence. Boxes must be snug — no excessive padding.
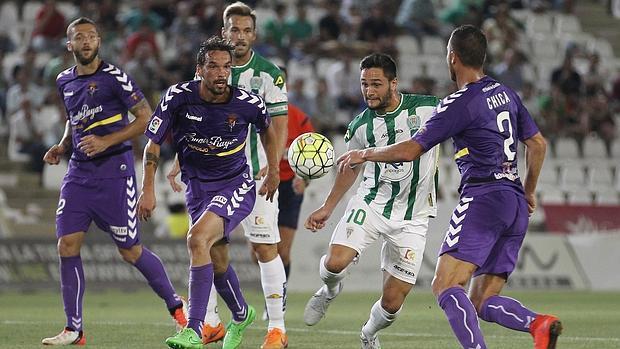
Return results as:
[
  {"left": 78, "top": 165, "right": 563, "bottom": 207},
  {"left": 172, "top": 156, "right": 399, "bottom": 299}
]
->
[{"left": 1, "top": 289, "right": 618, "bottom": 348}]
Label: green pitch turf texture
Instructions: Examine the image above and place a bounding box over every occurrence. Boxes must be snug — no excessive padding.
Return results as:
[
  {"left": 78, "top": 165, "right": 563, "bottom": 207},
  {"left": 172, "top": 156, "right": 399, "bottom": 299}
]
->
[{"left": 1, "top": 289, "right": 618, "bottom": 348}]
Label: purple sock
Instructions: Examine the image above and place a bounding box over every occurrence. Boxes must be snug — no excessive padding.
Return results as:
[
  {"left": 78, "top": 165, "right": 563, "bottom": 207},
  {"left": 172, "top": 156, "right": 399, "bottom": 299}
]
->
[
  {"left": 133, "top": 247, "right": 182, "bottom": 311},
  {"left": 479, "top": 295, "right": 538, "bottom": 332},
  {"left": 187, "top": 264, "right": 214, "bottom": 337},
  {"left": 60, "top": 256, "right": 85, "bottom": 332},
  {"left": 438, "top": 287, "right": 487, "bottom": 349},
  {"left": 214, "top": 265, "right": 248, "bottom": 322}
]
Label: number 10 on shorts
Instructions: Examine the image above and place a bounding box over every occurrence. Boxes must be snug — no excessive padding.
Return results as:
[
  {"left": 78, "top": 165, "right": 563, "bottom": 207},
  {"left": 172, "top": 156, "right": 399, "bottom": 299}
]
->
[{"left": 346, "top": 208, "right": 366, "bottom": 225}]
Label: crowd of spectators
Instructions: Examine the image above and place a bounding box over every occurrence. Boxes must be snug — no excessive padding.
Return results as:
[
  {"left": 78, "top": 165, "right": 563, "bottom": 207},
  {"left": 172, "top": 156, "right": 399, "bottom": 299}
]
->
[{"left": 0, "top": 0, "right": 618, "bottom": 184}]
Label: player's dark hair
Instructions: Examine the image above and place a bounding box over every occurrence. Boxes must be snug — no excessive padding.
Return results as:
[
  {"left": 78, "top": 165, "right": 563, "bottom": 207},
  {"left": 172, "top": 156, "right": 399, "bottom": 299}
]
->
[
  {"left": 223, "top": 1, "right": 257, "bottom": 30},
  {"left": 66, "top": 17, "right": 97, "bottom": 38},
  {"left": 450, "top": 25, "right": 487, "bottom": 68},
  {"left": 196, "top": 36, "right": 235, "bottom": 66},
  {"left": 359, "top": 53, "right": 397, "bottom": 81}
]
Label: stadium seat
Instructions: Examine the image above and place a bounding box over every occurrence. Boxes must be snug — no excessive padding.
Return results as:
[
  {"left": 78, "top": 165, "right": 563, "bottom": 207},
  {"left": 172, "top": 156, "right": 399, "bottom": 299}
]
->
[
  {"left": 530, "top": 36, "right": 559, "bottom": 61},
  {"left": 593, "top": 189, "right": 619, "bottom": 205},
  {"left": 584, "top": 137, "right": 608, "bottom": 158},
  {"left": 540, "top": 187, "right": 565, "bottom": 204},
  {"left": 0, "top": 2, "right": 20, "bottom": 44},
  {"left": 42, "top": 160, "right": 68, "bottom": 190},
  {"left": 526, "top": 13, "right": 553, "bottom": 36},
  {"left": 559, "top": 161, "right": 586, "bottom": 191},
  {"left": 567, "top": 187, "right": 593, "bottom": 205},
  {"left": 588, "top": 38, "right": 616, "bottom": 59},
  {"left": 554, "top": 138, "right": 580, "bottom": 158},
  {"left": 395, "top": 35, "right": 420, "bottom": 56},
  {"left": 554, "top": 14, "right": 582, "bottom": 35},
  {"left": 421, "top": 36, "right": 445, "bottom": 56}
]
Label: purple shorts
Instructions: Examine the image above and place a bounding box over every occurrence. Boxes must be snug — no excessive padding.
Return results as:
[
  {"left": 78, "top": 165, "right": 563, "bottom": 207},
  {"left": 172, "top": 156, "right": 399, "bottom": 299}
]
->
[
  {"left": 56, "top": 175, "right": 140, "bottom": 249},
  {"left": 185, "top": 174, "right": 256, "bottom": 242},
  {"left": 439, "top": 190, "right": 529, "bottom": 278}
]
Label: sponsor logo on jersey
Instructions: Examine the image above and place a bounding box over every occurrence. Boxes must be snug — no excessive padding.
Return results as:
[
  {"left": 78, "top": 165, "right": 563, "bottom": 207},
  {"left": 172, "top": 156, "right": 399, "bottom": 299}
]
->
[
  {"left": 110, "top": 225, "right": 128, "bottom": 236},
  {"left": 213, "top": 195, "right": 228, "bottom": 206},
  {"left": 63, "top": 90, "right": 74, "bottom": 97},
  {"left": 404, "top": 249, "right": 415, "bottom": 261},
  {"left": 185, "top": 133, "right": 239, "bottom": 153},
  {"left": 70, "top": 104, "right": 103, "bottom": 125},
  {"left": 274, "top": 75, "right": 284, "bottom": 87},
  {"left": 380, "top": 162, "right": 413, "bottom": 182},
  {"left": 149, "top": 116, "right": 163, "bottom": 133},
  {"left": 381, "top": 128, "right": 404, "bottom": 139},
  {"left": 87, "top": 82, "right": 98, "bottom": 96},
  {"left": 393, "top": 264, "right": 415, "bottom": 277},
  {"left": 254, "top": 215, "right": 265, "bottom": 225},
  {"left": 250, "top": 76, "right": 262, "bottom": 91},
  {"left": 185, "top": 113, "right": 202, "bottom": 122}
]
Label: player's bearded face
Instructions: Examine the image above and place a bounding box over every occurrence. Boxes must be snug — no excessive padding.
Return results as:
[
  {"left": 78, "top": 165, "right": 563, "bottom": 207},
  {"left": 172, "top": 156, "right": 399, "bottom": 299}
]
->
[
  {"left": 361, "top": 68, "right": 393, "bottom": 111},
  {"left": 69, "top": 24, "right": 100, "bottom": 65},
  {"left": 447, "top": 41, "right": 457, "bottom": 82},
  {"left": 199, "top": 50, "right": 231, "bottom": 96},
  {"left": 223, "top": 16, "right": 256, "bottom": 59}
]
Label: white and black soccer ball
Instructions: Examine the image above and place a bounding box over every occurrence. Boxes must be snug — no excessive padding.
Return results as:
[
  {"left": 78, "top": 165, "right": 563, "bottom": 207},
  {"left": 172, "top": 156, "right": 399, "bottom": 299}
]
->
[{"left": 287, "top": 132, "right": 334, "bottom": 180}]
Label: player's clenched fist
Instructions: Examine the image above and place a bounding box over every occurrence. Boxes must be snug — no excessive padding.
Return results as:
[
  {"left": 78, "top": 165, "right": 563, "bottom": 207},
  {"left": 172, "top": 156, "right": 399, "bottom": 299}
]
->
[
  {"left": 43, "top": 144, "right": 66, "bottom": 165},
  {"left": 305, "top": 206, "right": 332, "bottom": 232}
]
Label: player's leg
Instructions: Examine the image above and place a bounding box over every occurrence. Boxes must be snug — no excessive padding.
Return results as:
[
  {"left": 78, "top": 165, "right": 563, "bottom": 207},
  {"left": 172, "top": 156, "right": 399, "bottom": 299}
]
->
[
  {"left": 276, "top": 178, "right": 305, "bottom": 280},
  {"left": 470, "top": 192, "right": 562, "bottom": 349},
  {"left": 117, "top": 244, "right": 185, "bottom": 329},
  {"left": 242, "top": 182, "right": 287, "bottom": 348},
  {"left": 361, "top": 274, "right": 412, "bottom": 349},
  {"left": 165, "top": 210, "right": 224, "bottom": 349},
  {"left": 360, "top": 218, "right": 426, "bottom": 348},
  {"left": 98, "top": 176, "right": 185, "bottom": 329},
  {"left": 305, "top": 196, "right": 380, "bottom": 326},
  {"left": 277, "top": 226, "right": 295, "bottom": 278},
  {"left": 43, "top": 178, "right": 90, "bottom": 345}
]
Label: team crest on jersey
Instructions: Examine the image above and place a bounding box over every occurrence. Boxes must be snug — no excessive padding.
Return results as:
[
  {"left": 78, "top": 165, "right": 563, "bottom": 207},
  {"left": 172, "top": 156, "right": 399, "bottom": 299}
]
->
[
  {"left": 407, "top": 115, "right": 420, "bottom": 130},
  {"left": 226, "top": 114, "right": 237, "bottom": 131},
  {"left": 87, "top": 82, "right": 98, "bottom": 96},
  {"left": 130, "top": 92, "right": 140, "bottom": 102},
  {"left": 250, "top": 76, "right": 262, "bottom": 91}
]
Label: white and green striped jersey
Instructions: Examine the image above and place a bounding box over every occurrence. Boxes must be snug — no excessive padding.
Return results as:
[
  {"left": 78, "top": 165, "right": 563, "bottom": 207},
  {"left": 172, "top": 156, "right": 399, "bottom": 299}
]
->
[
  {"left": 230, "top": 51, "right": 288, "bottom": 177},
  {"left": 345, "top": 93, "right": 440, "bottom": 221}
]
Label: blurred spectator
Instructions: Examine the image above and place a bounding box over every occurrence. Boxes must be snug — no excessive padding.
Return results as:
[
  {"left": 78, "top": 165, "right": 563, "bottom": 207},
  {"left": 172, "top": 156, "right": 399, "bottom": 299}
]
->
[
  {"left": 584, "top": 89, "right": 616, "bottom": 157},
  {"left": 551, "top": 53, "right": 582, "bottom": 97},
  {"left": 286, "top": 2, "right": 314, "bottom": 60},
  {"left": 31, "top": 0, "right": 66, "bottom": 53},
  {"left": 311, "top": 78, "right": 339, "bottom": 135},
  {"left": 125, "top": 42, "right": 162, "bottom": 106},
  {"left": 161, "top": 48, "right": 196, "bottom": 87},
  {"left": 0, "top": 32, "right": 16, "bottom": 53},
  {"left": 583, "top": 53, "right": 608, "bottom": 97},
  {"left": 0, "top": 50, "right": 8, "bottom": 125},
  {"left": 493, "top": 48, "right": 526, "bottom": 92},
  {"left": 168, "top": 1, "right": 204, "bottom": 55},
  {"left": 124, "top": 19, "right": 161, "bottom": 63},
  {"left": 262, "top": 2, "right": 289, "bottom": 59},
  {"left": 318, "top": 1, "right": 342, "bottom": 42},
  {"left": 288, "top": 79, "right": 316, "bottom": 118},
  {"left": 358, "top": 4, "right": 395, "bottom": 42},
  {"left": 441, "top": 0, "right": 484, "bottom": 28},
  {"left": 325, "top": 52, "right": 363, "bottom": 112},
  {"left": 121, "top": 0, "right": 164, "bottom": 33},
  {"left": 396, "top": 0, "right": 445, "bottom": 38},
  {"left": 537, "top": 87, "right": 564, "bottom": 156},
  {"left": 197, "top": 0, "right": 226, "bottom": 37},
  {"left": 155, "top": 203, "right": 190, "bottom": 239},
  {"left": 43, "top": 49, "right": 73, "bottom": 88},
  {"left": 409, "top": 76, "right": 437, "bottom": 95},
  {"left": 483, "top": 2, "right": 524, "bottom": 64},
  {"left": 6, "top": 65, "right": 48, "bottom": 176}
]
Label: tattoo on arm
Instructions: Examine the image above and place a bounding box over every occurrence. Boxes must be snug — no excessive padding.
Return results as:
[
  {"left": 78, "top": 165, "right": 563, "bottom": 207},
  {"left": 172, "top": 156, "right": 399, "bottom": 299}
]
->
[
  {"left": 129, "top": 99, "right": 153, "bottom": 119},
  {"left": 145, "top": 152, "right": 159, "bottom": 169}
]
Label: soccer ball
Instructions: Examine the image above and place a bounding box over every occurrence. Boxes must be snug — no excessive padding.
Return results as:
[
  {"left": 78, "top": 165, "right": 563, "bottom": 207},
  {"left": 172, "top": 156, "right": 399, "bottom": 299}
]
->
[{"left": 287, "top": 132, "right": 334, "bottom": 180}]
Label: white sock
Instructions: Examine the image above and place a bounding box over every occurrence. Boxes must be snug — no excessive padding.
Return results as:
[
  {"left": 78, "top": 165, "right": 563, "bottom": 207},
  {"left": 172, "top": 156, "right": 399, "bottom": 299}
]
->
[
  {"left": 259, "top": 255, "right": 287, "bottom": 332},
  {"left": 204, "top": 282, "right": 221, "bottom": 326},
  {"left": 318, "top": 255, "right": 346, "bottom": 298},
  {"left": 361, "top": 299, "right": 401, "bottom": 338}
]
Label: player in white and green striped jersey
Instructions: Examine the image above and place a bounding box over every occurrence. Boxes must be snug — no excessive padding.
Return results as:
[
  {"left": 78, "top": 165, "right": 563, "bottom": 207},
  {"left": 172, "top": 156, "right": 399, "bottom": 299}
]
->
[{"left": 303, "top": 53, "right": 440, "bottom": 349}]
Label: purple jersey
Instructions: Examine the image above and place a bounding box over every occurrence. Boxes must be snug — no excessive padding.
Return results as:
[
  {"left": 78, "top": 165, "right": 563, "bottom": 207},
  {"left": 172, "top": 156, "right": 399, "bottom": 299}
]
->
[
  {"left": 56, "top": 62, "right": 145, "bottom": 178},
  {"left": 145, "top": 81, "right": 270, "bottom": 185},
  {"left": 413, "top": 76, "right": 539, "bottom": 196}
]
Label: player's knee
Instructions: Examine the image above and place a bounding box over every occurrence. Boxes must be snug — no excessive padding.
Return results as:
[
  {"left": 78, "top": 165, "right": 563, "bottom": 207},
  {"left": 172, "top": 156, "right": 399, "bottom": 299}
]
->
[
  {"left": 253, "top": 243, "right": 278, "bottom": 262},
  {"left": 187, "top": 229, "right": 210, "bottom": 253},
  {"left": 57, "top": 237, "right": 80, "bottom": 256},
  {"left": 323, "top": 255, "right": 348, "bottom": 274},
  {"left": 431, "top": 274, "right": 448, "bottom": 297},
  {"left": 118, "top": 245, "right": 142, "bottom": 264}
]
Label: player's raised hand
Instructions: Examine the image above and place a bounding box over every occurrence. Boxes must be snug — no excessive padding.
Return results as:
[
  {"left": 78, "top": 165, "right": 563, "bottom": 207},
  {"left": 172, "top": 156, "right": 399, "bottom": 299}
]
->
[
  {"left": 166, "top": 158, "right": 183, "bottom": 193},
  {"left": 305, "top": 206, "right": 332, "bottom": 232},
  {"left": 78, "top": 134, "right": 111, "bottom": 157},
  {"left": 258, "top": 168, "right": 280, "bottom": 202},
  {"left": 337, "top": 150, "right": 365, "bottom": 173},
  {"left": 43, "top": 144, "right": 65, "bottom": 165},
  {"left": 137, "top": 191, "right": 156, "bottom": 221}
]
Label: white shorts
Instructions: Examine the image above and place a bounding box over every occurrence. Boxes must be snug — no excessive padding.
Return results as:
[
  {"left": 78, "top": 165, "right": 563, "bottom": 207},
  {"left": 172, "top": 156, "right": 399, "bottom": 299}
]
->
[
  {"left": 330, "top": 195, "right": 428, "bottom": 284},
  {"left": 241, "top": 177, "right": 280, "bottom": 244}
]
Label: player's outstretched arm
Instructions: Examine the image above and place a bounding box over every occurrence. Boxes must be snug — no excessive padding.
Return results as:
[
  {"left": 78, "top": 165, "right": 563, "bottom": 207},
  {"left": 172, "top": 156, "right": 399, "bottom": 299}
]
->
[
  {"left": 305, "top": 164, "right": 362, "bottom": 232},
  {"left": 337, "top": 139, "right": 424, "bottom": 172},
  {"left": 43, "top": 121, "right": 72, "bottom": 165},
  {"left": 78, "top": 98, "right": 152, "bottom": 157},
  {"left": 137, "top": 139, "right": 161, "bottom": 221},
  {"left": 522, "top": 132, "right": 547, "bottom": 215},
  {"left": 259, "top": 124, "right": 280, "bottom": 202},
  {"left": 272, "top": 114, "right": 288, "bottom": 160}
]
